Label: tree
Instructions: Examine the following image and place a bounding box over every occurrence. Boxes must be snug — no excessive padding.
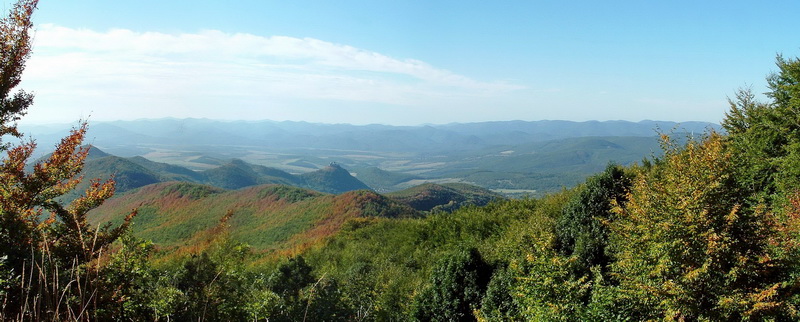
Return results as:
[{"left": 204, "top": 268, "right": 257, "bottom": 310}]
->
[
  {"left": 554, "top": 163, "right": 632, "bottom": 276},
  {"left": 0, "top": 1, "right": 134, "bottom": 319},
  {"left": 411, "top": 248, "right": 492, "bottom": 321},
  {"left": 479, "top": 266, "right": 520, "bottom": 321},
  {"left": 723, "top": 56, "right": 800, "bottom": 203},
  {"left": 0, "top": 0, "right": 35, "bottom": 150},
  {"left": 506, "top": 164, "right": 633, "bottom": 320},
  {"left": 269, "top": 256, "right": 316, "bottom": 300},
  {"left": 608, "top": 133, "right": 800, "bottom": 320},
  {"left": 267, "top": 256, "right": 317, "bottom": 320}
]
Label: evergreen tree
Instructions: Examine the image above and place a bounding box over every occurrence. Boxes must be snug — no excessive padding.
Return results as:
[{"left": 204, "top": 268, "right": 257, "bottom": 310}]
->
[
  {"left": 723, "top": 56, "right": 800, "bottom": 202},
  {"left": 412, "top": 248, "right": 492, "bottom": 321},
  {"left": 554, "top": 163, "right": 632, "bottom": 276}
]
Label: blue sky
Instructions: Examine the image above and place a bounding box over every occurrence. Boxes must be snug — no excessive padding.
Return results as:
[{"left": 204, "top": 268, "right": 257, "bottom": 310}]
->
[{"left": 14, "top": 0, "right": 800, "bottom": 125}]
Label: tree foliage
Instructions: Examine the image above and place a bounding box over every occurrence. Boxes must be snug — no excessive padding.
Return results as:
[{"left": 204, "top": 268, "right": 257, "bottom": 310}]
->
[
  {"left": 723, "top": 56, "right": 800, "bottom": 202},
  {"left": 609, "top": 133, "right": 800, "bottom": 320},
  {"left": 0, "top": 1, "right": 135, "bottom": 319},
  {"left": 411, "top": 248, "right": 492, "bottom": 321},
  {"left": 0, "top": 0, "right": 35, "bottom": 148},
  {"left": 554, "top": 163, "right": 632, "bottom": 275},
  {"left": 479, "top": 266, "right": 519, "bottom": 321}
]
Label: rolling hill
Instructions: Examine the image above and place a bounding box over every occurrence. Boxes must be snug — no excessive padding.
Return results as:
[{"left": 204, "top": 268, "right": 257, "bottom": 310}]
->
[
  {"left": 89, "top": 182, "right": 418, "bottom": 253},
  {"left": 385, "top": 183, "right": 504, "bottom": 212},
  {"left": 352, "top": 166, "right": 424, "bottom": 193},
  {"left": 200, "top": 159, "right": 301, "bottom": 190},
  {"left": 60, "top": 147, "right": 373, "bottom": 196},
  {"left": 299, "top": 163, "right": 371, "bottom": 194},
  {"left": 27, "top": 118, "right": 716, "bottom": 196}
]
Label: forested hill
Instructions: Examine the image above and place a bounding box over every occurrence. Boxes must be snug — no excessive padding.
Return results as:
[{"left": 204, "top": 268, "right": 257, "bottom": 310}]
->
[
  {"left": 88, "top": 182, "right": 418, "bottom": 253},
  {"left": 386, "top": 182, "right": 504, "bottom": 212},
  {"left": 62, "top": 147, "right": 371, "bottom": 195}
]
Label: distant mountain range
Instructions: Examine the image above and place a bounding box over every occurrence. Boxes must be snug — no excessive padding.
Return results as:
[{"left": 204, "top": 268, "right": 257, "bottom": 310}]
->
[
  {"left": 22, "top": 118, "right": 719, "bottom": 156},
  {"left": 25, "top": 118, "right": 720, "bottom": 196}
]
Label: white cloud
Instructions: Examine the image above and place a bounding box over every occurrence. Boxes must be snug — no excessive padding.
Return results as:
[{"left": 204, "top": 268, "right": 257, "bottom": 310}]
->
[{"left": 21, "top": 24, "right": 524, "bottom": 124}]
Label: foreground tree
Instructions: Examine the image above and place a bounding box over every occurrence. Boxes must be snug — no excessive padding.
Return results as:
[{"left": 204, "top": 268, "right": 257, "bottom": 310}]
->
[
  {"left": 509, "top": 164, "right": 634, "bottom": 320},
  {"left": 723, "top": 56, "right": 800, "bottom": 203},
  {"left": 412, "top": 248, "right": 492, "bottom": 321},
  {"left": 608, "top": 133, "right": 800, "bottom": 320},
  {"left": 554, "top": 163, "right": 632, "bottom": 276},
  {"left": 0, "top": 0, "right": 35, "bottom": 149},
  {"left": 0, "top": 1, "right": 134, "bottom": 319}
]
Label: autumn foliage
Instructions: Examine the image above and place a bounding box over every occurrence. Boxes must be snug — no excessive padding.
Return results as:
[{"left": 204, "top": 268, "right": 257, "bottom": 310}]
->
[
  {"left": 0, "top": 0, "right": 134, "bottom": 319},
  {"left": 608, "top": 133, "right": 800, "bottom": 319}
]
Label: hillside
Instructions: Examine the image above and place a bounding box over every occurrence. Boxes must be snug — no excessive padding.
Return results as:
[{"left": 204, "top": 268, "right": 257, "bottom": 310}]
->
[
  {"left": 299, "top": 163, "right": 371, "bottom": 194},
  {"left": 352, "top": 166, "right": 424, "bottom": 192},
  {"left": 386, "top": 183, "right": 504, "bottom": 212},
  {"left": 64, "top": 148, "right": 372, "bottom": 196},
  {"left": 89, "top": 182, "right": 418, "bottom": 252},
  {"left": 200, "top": 159, "right": 301, "bottom": 189}
]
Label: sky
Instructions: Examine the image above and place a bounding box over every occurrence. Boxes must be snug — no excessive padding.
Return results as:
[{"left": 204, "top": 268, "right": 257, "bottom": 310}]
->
[{"left": 12, "top": 0, "right": 800, "bottom": 125}]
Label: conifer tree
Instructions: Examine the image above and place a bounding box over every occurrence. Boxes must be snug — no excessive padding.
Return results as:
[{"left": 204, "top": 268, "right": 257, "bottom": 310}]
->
[
  {"left": 723, "top": 56, "right": 800, "bottom": 202},
  {"left": 411, "top": 248, "right": 492, "bottom": 321}
]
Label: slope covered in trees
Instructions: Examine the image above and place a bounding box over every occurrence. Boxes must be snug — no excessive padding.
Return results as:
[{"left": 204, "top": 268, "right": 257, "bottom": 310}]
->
[
  {"left": 52, "top": 148, "right": 374, "bottom": 195},
  {"left": 385, "top": 182, "right": 504, "bottom": 212},
  {"left": 89, "top": 182, "right": 418, "bottom": 252}
]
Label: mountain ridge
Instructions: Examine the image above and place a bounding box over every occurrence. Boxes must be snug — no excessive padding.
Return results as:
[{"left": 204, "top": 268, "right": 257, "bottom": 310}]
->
[
  {"left": 55, "top": 147, "right": 373, "bottom": 196},
  {"left": 21, "top": 118, "right": 720, "bottom": 157},
  {"left": 27, "top": 119, "right": 717, "bottom": 196}
]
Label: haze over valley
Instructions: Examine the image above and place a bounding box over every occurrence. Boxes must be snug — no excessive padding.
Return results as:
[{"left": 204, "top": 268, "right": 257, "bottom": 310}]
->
[{"left": 23, "top": 118, "right": 718, "bottom": 197}]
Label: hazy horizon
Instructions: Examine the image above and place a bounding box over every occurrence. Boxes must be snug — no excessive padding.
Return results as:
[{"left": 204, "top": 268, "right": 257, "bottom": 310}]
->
[{"left": 17, "top": 116, "right": 721, "bottom": 128}]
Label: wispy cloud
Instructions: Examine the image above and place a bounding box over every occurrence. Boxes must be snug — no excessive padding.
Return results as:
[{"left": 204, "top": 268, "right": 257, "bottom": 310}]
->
[{"left": 22, "top": 24, "right": 523, "bottom": 123}]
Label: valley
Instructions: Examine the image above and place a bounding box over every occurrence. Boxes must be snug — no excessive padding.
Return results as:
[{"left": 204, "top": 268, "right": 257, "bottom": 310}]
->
[{"left": 24, "top": 118, "right": 718, "bottom": 197}]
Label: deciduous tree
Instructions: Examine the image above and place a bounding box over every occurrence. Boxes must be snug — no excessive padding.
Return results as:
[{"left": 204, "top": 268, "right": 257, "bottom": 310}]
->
[
  {"left": 0, "top": 1, "right": 134, "bottom": 319},
  {"left": 609, "top": 133, "right": 800, "bottom": 320}
]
